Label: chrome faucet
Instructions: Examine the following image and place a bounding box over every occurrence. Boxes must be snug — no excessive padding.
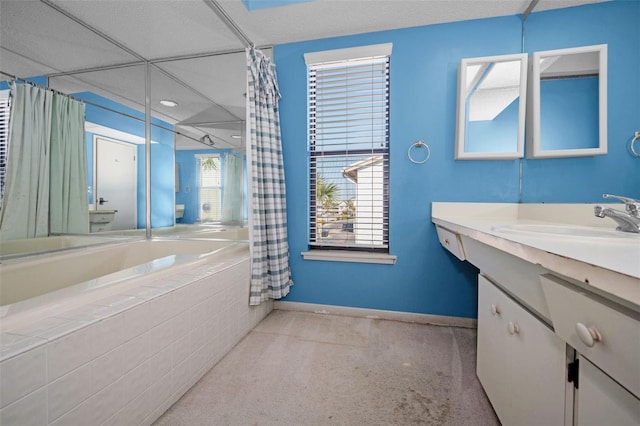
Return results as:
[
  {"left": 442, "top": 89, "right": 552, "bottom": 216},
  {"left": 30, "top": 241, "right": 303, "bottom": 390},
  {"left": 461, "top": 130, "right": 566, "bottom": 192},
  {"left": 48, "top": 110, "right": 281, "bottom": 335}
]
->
[{"left": 594, "top": 194, "right": 640, "bottom": 233}]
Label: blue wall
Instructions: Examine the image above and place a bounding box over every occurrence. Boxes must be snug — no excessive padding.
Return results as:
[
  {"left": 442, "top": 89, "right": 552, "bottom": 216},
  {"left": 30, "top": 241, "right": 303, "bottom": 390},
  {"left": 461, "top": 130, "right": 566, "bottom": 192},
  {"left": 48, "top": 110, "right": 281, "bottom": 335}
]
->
[
  {"left": 539, "top": 77, "right": 599, "bottom": 151},
  {"left": 149, "top": 141, "right": 175, "bottom": 228},
  {"left": 467, "top": 98, "right": 519, "bottom": 153},
  {"left": 521, "top": 2, "right": 639, "bottom": 202},
  {"left": 275, "top": 1, "right": 640, "bottom": 319}
]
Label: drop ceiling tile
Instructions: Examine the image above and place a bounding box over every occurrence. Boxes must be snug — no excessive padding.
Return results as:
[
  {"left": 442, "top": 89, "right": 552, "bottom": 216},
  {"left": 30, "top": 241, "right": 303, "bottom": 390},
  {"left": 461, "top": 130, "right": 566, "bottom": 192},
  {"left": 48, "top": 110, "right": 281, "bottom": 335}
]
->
[
  {"left": 0, "top": 1, "right": 139, "bottom": 75},
  {"left": 50, "top": 0, "right": 247, "bottom": 60}
]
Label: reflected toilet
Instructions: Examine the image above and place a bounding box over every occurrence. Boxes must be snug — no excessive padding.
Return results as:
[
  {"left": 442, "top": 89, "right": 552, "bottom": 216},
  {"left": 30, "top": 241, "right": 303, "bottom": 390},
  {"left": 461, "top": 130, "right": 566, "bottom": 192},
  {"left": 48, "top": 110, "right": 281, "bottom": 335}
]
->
[{"left": 176, "top": 204, "right": 185, "bottom": 221}]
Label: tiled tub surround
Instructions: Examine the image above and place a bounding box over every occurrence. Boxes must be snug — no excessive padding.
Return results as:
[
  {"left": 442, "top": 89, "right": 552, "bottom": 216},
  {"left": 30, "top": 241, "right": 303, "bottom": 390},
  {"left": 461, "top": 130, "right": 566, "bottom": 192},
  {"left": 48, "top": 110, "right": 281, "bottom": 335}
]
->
[{"left": 0, "top": 240, "right": 272, "bottom": 426}]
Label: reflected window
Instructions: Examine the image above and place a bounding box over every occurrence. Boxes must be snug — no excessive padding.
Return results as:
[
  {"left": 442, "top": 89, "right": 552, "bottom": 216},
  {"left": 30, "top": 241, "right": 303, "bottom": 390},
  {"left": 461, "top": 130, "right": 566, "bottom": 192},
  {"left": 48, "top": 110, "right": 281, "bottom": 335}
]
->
[{"left": 197, "top": 154, "right": 221, "bottom": 222}]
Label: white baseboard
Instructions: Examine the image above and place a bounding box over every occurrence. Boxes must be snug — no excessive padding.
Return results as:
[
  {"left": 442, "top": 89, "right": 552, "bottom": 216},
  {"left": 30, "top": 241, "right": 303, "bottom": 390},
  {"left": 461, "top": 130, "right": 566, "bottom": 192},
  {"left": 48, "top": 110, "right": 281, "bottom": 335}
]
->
[{"left": 273, "top": 301, "right": 477, "bottom": 329}]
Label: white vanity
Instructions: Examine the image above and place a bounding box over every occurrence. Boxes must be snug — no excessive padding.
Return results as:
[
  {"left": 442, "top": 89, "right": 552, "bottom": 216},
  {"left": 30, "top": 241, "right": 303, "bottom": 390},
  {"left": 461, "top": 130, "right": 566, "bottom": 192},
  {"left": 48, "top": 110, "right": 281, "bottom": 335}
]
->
[{"left": 432, "top": 202, "right": 639, "bottom": 426}]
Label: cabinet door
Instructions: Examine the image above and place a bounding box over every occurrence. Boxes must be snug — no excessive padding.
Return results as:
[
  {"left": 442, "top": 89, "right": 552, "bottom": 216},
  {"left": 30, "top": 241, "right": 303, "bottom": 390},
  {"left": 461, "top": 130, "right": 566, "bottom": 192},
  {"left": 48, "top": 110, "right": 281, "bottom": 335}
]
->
[
  {"left": 577, "top": 356, "right": 640, "bottom": 426},
  {"left": 477, "top": 275, "right": 567, "bottom": 426},
  {"left": 477, "top": 275, "right": 508, "bottom": 420},
  {"left": 502, "top": 288, "right": 567, "bottom": 426}
]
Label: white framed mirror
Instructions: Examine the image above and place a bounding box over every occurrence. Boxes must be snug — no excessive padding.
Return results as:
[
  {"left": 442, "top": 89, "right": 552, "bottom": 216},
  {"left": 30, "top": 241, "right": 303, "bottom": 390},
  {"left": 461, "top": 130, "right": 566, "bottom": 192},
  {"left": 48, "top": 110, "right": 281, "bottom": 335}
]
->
[
  {"left": 455, "top": 53, "right": 528, "bottom": 160},
  {"left": 527, "top": 44, "right": 607, "bottom": 158}
]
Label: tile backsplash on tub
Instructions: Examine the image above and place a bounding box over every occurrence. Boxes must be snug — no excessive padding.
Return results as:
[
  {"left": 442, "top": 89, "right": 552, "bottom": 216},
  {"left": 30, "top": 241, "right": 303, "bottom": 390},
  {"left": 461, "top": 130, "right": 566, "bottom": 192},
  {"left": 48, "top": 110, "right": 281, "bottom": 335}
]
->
[{"left": 0, "top": 257, "right": 273, "bottom": 425}]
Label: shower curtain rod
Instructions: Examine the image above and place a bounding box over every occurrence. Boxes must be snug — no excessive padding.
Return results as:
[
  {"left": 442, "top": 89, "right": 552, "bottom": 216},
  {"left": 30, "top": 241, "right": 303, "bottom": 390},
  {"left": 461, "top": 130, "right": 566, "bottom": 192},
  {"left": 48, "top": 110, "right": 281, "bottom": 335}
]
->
[
  {"left": 0, "top": 71, "right": 87, "bottom": 104},
  {"left": 0, "top": 70, "right": 221, "bottom": 147},
  {"left": 1, "top": 71, "right": 147, "bottom": 124}
]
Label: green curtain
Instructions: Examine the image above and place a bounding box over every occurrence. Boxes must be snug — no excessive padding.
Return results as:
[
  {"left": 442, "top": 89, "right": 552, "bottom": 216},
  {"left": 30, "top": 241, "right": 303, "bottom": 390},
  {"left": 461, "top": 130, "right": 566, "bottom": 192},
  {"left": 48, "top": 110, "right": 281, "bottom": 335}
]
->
[
  {"left": 49, "top": 94, "right": 88, "bottom": 234},
  {"left": 221, "top": 152, "right": 243, "bottom": 224},
  {"left": 0, "top": 82, "right": 53, "bottom": 240},
  {"left": 0, "top": 82, "right": 88, "bottom": 240}
]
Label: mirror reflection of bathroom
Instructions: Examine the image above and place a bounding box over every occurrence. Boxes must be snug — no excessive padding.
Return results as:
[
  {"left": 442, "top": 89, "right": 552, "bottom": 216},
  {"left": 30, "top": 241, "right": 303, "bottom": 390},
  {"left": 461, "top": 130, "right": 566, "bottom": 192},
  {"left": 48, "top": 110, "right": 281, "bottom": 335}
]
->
[
  {"left": 156, "top": 51, "right": 250, "bottom": 240},
  {"left": 174, "top": 120, "right": 247, "bottom": 237},
  {"left": 455, "top": 53, "right": 527, "bottom": 160},
  {"left": 49, "top": 65, "right": 147, "bottom": 234},
  {"left": 527, "top": 44, "right": 607, "bottom": 158},
  {"left": 0, "top": 68, "right": 148, "bottom": 239},
  {"left": 1, "top": 43, "right": 254, "bottom": 243}
]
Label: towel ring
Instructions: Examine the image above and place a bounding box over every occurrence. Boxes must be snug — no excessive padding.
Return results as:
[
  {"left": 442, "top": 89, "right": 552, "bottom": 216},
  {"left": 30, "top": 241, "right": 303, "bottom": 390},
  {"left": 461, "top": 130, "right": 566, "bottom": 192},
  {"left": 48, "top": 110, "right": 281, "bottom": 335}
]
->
[
  {"left": 631, "top": 131, "right": 640, "bottom": 158},
  {"left": 408, "top": 140, "right": 430, "bottom": 164}
]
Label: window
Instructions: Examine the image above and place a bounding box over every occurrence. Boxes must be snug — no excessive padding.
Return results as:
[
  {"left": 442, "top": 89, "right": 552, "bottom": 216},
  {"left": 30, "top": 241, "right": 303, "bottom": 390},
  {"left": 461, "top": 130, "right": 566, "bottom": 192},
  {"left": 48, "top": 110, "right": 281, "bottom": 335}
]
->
[
  {"left": 0, "top": 90, "right": 10, "bottom": 210},
  {"left": 197, "top": 154, "right": 221, "bottom": 222},
  {"left": 305, "top": 44, "right": 391, "bottom": 254}
]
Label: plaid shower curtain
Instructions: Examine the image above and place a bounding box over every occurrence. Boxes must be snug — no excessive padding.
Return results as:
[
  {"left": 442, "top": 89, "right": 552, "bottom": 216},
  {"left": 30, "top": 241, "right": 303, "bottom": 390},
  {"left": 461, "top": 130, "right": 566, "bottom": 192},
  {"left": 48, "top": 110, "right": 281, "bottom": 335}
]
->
[{"left": 246, "top": 47, "right": 293, "bottom": 305}]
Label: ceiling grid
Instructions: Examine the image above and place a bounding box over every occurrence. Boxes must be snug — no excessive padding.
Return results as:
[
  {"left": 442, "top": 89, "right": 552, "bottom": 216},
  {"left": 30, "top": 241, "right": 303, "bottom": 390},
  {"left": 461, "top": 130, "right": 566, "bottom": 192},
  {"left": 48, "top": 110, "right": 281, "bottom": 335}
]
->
[{"left": 0, "top": 0, "right": 609, "bottom": 149}]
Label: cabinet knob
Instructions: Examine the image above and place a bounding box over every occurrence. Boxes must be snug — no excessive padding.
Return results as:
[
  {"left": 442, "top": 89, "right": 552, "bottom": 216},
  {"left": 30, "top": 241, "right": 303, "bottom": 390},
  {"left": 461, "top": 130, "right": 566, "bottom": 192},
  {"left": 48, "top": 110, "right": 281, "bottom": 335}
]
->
[
  {"left": 507, "top": 321, "right": 520, "bottom": 335},
  {"left": 491, "top": 304, "right": 500, "bottom": 316},
  {"left": 575, "top": 322, "right": 602, "bottom": 347}
]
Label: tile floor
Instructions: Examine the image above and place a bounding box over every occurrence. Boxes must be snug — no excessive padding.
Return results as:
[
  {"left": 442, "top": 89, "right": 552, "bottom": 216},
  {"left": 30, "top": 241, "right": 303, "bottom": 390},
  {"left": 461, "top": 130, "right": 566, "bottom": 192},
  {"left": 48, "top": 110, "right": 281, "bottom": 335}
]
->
[{"left": 154, "top": 310, "right": 500, "bottom": 425}]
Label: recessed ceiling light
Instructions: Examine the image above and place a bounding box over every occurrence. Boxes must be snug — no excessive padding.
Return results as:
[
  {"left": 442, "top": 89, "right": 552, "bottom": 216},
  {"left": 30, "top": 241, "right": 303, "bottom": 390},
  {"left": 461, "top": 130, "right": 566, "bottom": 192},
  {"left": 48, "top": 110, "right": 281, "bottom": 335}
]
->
[
  {"left": 231, "top": 135, "right": 241, "bottom": 139},
  {"left": 160, "top": 100, "right": 178, "bottom": 107}
]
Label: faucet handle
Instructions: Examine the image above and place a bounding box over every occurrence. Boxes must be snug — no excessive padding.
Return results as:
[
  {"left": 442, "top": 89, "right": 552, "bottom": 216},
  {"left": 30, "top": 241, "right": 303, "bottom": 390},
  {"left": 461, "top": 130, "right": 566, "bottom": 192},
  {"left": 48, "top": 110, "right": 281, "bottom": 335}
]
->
[{"left": 603, "top": 194, "right": 640, "bottom": 216}]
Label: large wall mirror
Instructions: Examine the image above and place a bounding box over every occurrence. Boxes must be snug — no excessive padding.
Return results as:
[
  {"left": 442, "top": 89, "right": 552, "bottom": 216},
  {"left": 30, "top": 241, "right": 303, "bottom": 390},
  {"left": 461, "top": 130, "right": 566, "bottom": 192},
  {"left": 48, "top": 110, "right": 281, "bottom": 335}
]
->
[
  {"left": 455, "top": 53, "right": 527, "bottom": 160},
  {"left": 0, "top": 58, "right": 249, "bottom": 240},
  {"left": 146, "top": 53, "right": 249, "bottom": 239},
  {"left": 158, "top": 52, "right": 249, "bottom": 236},
  {"left": 0, "top": 0, "right": 251, "bottom": 257},
  {"left": 527, "top": 44, "right": 607, "bottom": 158},
  {"left": 48, "top": 65, "right": 149, "bottom": 234}
]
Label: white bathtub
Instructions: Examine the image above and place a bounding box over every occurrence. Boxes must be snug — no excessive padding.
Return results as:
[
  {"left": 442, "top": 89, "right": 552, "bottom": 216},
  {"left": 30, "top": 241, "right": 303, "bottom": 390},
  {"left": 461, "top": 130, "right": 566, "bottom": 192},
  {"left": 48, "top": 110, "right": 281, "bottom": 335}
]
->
[
  {"left": 102, "top": 224, "right": 242, "bottom": 238},
  {"left": 1, "top": 239, "right": 234, "bottom": 307},
  {"left": 0, "top": 235, "right": 128, "bottom": 259},
  {"left": 176, "top": 227, "right": 249, "bottom": 240},
  {"left": 0, "top": 238, "right": 272, "bottom": 426}
]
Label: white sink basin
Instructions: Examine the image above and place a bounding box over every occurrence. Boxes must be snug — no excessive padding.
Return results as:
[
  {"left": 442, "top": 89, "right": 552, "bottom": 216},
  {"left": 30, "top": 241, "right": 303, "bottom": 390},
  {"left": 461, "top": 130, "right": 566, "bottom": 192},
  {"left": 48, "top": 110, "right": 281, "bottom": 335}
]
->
[{"left": 493, "top": 224, "right": 640, "bottom": 241}]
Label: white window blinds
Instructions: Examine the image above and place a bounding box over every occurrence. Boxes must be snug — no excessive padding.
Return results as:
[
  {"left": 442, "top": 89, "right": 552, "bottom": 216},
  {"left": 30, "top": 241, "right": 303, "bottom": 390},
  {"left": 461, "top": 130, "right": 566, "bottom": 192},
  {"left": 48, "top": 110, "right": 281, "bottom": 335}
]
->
[
  {"left": 197, "top": 155, "right": 221, "bottom": 222},
  {"left": 307, "top": 48, "right": 390, "bottom": 252}
]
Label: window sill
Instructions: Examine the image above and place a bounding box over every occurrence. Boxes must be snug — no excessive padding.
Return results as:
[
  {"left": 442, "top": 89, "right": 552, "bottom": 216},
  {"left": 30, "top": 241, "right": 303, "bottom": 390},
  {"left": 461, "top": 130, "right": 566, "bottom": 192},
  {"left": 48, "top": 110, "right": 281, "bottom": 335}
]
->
[{"left": 301, "top": 250, "right": 397, "bottom": 265}]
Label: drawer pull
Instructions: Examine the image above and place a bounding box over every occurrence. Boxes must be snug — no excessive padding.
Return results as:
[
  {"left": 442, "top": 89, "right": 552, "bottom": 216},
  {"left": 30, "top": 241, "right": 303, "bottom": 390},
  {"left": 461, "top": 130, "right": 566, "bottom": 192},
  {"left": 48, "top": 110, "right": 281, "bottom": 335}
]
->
[
  {"left": 575, "top": 322, "right": 602, "bottom": 347},
  {"left": 491, "top": 304, "right": 500, "bottom": 316},
  {"left": 507, "top": 321, "right": 520, "bottom": 335}
]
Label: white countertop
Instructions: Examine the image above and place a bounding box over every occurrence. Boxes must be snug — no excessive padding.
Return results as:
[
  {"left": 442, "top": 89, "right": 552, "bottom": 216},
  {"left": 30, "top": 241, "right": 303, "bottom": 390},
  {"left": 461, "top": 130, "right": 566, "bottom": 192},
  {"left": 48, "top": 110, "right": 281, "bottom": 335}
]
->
[{"left": 432, "top": 202, "right": 640, "bottom": 309}]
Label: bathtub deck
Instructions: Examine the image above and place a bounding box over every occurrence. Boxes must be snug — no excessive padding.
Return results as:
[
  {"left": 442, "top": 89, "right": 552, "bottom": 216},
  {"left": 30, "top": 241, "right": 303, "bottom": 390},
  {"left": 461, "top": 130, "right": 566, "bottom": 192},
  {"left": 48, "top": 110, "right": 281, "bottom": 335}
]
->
[
  {"left": 154, "top": 310, "right": 499, "bottom": 426},
  {"left": 0, "top": 242, "right": 271, "bottom": 426}
]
